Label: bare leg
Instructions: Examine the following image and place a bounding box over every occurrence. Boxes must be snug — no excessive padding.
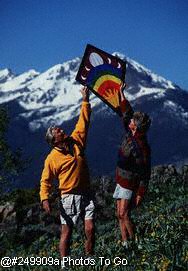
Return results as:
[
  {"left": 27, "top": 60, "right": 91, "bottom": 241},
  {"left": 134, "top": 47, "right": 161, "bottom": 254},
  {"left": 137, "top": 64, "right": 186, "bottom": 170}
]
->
[
  {"left": 120, "top": 199, "right": 134, "bottom": 239},
  {"left": 59, "top": 224, "right": 72, "bottom": 257},
  {"left": 117, "top": 199, "right": 134, "bottom": 241},
  {"left": 125, "top": 208, "right": 134, "bottom": 239},
  {"left": 84, "top": 219, "right": 95, "bottom": 255},
  {"left": 117, "top": 199, "right": 128, "bottom": 241}
]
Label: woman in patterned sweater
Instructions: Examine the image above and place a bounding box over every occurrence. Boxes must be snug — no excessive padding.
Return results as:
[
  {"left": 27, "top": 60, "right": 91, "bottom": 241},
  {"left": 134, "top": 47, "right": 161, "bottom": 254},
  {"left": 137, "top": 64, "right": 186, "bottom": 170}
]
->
[{"left": 113, "top": 83, "right": 151, "bottom": 249}]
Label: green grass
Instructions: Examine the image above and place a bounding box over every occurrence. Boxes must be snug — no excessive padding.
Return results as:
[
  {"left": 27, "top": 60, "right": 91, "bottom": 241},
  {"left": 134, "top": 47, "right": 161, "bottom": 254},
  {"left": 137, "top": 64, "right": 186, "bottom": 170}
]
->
[{"left": 0, "top": 178, "right": 187, "bottom": 271}]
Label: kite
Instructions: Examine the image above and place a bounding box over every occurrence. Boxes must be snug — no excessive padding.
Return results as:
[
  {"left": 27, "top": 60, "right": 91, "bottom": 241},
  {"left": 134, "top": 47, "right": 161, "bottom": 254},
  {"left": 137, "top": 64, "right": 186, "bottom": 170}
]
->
[{"left": 76, "top": 44, "right": 126, "bottom": 116}]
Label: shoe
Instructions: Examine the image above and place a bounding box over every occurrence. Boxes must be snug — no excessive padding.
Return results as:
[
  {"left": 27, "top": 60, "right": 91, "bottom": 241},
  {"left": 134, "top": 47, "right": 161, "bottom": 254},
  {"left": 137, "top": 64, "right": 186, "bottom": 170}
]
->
[
  {"left": 61, "top": 259, "right": 69, "bottom": 270},
  {"left": 61, "top": 266, "right": 68, "bottom": 270},
  {"left": 122, "top": 240, "right": 129, "bottom": 249}
]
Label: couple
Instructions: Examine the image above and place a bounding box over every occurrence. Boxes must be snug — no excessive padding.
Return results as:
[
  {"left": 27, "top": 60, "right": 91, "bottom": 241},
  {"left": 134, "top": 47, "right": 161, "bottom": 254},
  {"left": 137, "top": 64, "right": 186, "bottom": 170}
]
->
[{"left": 39, "top": 83, "right": 151, "bottom": 258}]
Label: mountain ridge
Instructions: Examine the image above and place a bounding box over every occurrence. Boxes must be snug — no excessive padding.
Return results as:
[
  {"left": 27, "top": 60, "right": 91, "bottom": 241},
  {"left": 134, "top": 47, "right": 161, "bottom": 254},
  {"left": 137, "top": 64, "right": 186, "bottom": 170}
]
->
[{"left": 0, "top": 53, "right": 187, "bottom": 187}]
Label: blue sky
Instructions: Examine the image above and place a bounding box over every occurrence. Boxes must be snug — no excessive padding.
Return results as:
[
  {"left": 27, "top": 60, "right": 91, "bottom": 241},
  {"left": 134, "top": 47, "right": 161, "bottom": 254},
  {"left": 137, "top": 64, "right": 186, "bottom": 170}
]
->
[{"left": 0, "top": 0, "right": 188, "bottom": 89}]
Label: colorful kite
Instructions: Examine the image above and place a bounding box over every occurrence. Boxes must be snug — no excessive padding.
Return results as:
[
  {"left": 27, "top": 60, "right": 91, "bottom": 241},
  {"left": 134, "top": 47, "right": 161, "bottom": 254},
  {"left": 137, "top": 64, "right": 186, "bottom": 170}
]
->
[{"left": 76, "top": 44, "right": 126, "bottom": 116}]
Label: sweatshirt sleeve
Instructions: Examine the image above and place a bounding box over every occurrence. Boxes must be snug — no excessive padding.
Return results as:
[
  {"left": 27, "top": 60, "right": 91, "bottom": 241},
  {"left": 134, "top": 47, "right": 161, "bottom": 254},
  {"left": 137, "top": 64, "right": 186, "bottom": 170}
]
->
[
  {"left": 119, "top": 98, "right": 134, "bottom": 130},
  {"left": 39, "top": 156, "right": 55, "bottom": 202},
  {"left": 71, "top": 101, "right": 91, "bottom": 148}
]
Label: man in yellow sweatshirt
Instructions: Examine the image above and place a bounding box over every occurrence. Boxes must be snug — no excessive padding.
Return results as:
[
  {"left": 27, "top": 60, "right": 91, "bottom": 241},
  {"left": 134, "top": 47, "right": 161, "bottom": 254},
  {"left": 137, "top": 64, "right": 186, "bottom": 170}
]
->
[{"left": 39, "top": 86, "right": 95, "bottom": 259}]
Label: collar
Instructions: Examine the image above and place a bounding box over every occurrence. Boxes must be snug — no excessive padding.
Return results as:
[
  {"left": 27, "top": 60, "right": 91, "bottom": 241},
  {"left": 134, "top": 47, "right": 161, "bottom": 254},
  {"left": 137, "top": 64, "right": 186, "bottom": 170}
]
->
[{"left": 54, "top": 146, "right": 65, "bottom": 152}]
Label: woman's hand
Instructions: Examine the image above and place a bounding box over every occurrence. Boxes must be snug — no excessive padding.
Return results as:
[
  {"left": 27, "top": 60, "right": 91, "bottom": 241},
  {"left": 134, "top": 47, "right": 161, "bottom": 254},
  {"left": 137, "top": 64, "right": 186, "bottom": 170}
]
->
[
  {"left": 119, "top": 82, "right": 127, "bottom": 102},
  {"left": 120, "top": 82, "right": 127, "bottom": 93},
  {"left": 135, "top": 195, "right": 142, "bottom": 206}
]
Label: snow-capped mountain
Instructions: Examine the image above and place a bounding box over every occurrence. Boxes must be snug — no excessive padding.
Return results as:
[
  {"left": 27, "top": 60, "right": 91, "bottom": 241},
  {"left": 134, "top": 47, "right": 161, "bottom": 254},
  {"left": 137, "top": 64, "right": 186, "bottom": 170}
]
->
[
  {"left": 0, "top": 68, "right": 15, "bottom": 83},
  {"left": 0, "top": 54, "right": 188, "bottom": 187}
]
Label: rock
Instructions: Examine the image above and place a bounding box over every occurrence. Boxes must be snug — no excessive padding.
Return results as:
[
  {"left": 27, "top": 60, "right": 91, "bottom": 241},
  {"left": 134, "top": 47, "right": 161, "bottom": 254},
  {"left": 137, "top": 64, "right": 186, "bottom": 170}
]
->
[
  {"left": 27, "top": 208, "right": 32, "bottom": 219},
  {"left": 0, "top": 206, "right": 6, "bottom": 222},
  {"left": 165, "top": 164, "right": 178, "bottom": 176},
  {"left": 181, "top": 165, "right": 188, "bottom": 183},
  {"left": 24, "top": 203, "right": 40, "bottom": 224},
  {"left": 19, "top": 226, "right": 47, "bottom": 247},
  {"left": 151, "top": 164, "right": 182, "bottom": 184},
  {"left": 152, "top": 165, "right": 166, "bottom": 176},
  {"left": 151, "top": 165, "right": 166, "bottom": 183},
  {"left": 0, "top": 202, "right": 16, "bottom": 223},
  {"left": 4, "top": 211, "right": 17, "bottom": 223}
]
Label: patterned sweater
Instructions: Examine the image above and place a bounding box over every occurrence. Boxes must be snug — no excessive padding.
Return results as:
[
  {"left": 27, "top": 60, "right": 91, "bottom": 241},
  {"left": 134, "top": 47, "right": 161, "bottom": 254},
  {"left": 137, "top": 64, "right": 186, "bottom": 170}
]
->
[{"left": 116, "top": 99, "right": 151, "bottom": 198}]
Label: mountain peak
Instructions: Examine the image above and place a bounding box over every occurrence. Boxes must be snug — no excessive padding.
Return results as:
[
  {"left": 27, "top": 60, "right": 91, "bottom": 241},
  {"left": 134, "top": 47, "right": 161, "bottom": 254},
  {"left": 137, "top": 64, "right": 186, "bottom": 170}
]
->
[
  {"left": 26, "top": 69, "right": 40, "bottom": 76},
  {"left": 112, "top": 52, "right": 126, "bottom": 60},
  {"left": 0, "top": 69, "right": 40, "bottom": 92},
  {"left": 126, "top": 57, "right": 175, "bottom": 90},
  {"left": 0, "top": 68, "right": 15, "bottom": 83}
]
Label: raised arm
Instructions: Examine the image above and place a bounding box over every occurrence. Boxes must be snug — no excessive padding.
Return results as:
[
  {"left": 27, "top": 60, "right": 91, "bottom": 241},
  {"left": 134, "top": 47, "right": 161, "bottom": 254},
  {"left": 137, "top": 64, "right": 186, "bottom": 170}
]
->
[
  {"left": 119, "top": 83, "right": 134, "bottom": 129},
  {"left": 71, "top": 86, "right": 91, "bottom": 148}
]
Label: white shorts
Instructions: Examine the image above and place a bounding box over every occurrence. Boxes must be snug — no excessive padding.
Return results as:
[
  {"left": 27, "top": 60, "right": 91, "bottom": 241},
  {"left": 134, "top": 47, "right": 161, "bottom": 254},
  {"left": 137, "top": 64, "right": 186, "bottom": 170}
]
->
[
  {"left": 113, "top": 184, "right": 133, "bottom": 200},
  {"left": 60, "top": 194, "right": 95, "bottom": 225}
]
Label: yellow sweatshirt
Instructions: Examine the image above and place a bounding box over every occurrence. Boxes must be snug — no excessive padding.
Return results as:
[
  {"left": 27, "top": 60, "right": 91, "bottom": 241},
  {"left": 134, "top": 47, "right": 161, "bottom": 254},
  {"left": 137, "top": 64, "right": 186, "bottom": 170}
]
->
[{"left": 39, "top": 101, "right": 91, "bottom": 202}]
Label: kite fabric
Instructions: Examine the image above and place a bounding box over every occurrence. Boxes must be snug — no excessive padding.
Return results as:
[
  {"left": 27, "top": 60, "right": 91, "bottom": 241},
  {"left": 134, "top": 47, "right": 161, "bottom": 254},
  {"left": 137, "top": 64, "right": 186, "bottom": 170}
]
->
[{"left": 76, "top": 44, "right": 127, "bottom": 116}]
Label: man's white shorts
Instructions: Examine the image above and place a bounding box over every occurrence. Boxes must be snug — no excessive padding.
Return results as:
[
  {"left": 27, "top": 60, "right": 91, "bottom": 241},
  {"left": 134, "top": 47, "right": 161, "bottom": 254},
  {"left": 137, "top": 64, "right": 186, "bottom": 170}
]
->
[{"left": 60, "top": 194, "right": 95, "bottom": 225}]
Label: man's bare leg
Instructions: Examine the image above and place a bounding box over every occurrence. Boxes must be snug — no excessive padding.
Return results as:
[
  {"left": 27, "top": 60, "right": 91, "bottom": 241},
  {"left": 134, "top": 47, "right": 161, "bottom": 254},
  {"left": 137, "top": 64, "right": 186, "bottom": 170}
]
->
[
  {"left": 84, "top": 219, "right": 95, "bottom": 255},
  {"left": 59, "top": 224, "right": 72, "bottom": 257}
]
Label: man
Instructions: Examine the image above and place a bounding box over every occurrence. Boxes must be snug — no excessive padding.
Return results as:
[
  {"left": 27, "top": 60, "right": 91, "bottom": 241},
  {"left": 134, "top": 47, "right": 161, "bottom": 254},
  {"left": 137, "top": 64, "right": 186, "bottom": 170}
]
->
[
  {"left": 113, "top": 83, "right": 151, "bottom": 249},
  {"left": 39, "top": 86, "right": 95, "bottom": 259}
]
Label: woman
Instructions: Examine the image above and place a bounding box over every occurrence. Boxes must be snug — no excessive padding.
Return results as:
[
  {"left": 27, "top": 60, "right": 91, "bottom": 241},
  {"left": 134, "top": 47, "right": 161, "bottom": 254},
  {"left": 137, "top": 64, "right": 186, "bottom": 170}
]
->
[{"left": 113, "top": 83, "right": 151, "bottom": 249}]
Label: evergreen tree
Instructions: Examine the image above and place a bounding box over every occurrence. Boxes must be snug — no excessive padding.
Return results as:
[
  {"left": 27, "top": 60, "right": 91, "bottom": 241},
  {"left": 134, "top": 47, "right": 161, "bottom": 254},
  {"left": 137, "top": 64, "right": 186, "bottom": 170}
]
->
[{"left": 0, "top": 107, "right": 25, "bottom": 194}]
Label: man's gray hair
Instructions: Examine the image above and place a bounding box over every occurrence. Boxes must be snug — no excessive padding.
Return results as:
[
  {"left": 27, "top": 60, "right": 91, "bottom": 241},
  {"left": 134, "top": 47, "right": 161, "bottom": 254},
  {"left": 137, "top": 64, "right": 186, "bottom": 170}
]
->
[{"left": 45, "top": 126, "right": 55, "bottom": 146}]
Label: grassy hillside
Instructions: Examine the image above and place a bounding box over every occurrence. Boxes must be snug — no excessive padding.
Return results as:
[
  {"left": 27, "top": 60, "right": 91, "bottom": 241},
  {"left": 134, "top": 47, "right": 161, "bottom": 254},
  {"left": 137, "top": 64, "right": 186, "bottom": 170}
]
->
[{"left": 0, "top": 166, "right": 187, "bottom": 270}]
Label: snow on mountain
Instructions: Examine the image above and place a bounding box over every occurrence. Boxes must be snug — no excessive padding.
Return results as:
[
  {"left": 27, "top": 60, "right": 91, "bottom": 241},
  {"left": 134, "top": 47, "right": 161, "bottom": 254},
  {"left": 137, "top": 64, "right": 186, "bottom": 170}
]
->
[
  {"left": 0, "top": 69, "right": 39, "bottom": 92},
  {"left": 113, "top": 53, "right": 176, "bottom": 90},
  {"left": 19, "top": 63, "right": 84, "bottom": 110},
  {"left": 0, "top": 54, "right": 178, "bottom": 128},
  {"left": 126, "top": 57, "right": 175, "bottom": 90},
  {"left": 0, "top": 68, "right": 15, "bottom": 83},
  {"left": 0, "top": 58, "right": 101, "bottom": 128},
  {"left": 127, "top": 87, "right": 166, "bottom": 101},
  {"left": 0, "top": 53, "right": 187, "bottom": 132},
  {"left": 0, "top": 69, "right": 40, "bottom": 104},
  {"left": 0, "top": 54, "right": 186, "bottom": 132},
  {"left": 163, "top": 100, "right": 188, "bottom": 123},
  {"left": 0, "top": 53, "right": 188, "bottom": 186}
]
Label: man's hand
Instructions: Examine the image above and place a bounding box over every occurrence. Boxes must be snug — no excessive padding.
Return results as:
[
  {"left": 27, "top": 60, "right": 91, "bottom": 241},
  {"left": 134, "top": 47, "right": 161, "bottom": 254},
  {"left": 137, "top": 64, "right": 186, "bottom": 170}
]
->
[
  {"left": 80, "top": 86, "right": 90, "bottom": 102},
  {"left": 135, "top": 195, "right": 142, "bottom": 206},
  {"left": 42, "top": 199, "right": 51, "bottom": 214}
]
